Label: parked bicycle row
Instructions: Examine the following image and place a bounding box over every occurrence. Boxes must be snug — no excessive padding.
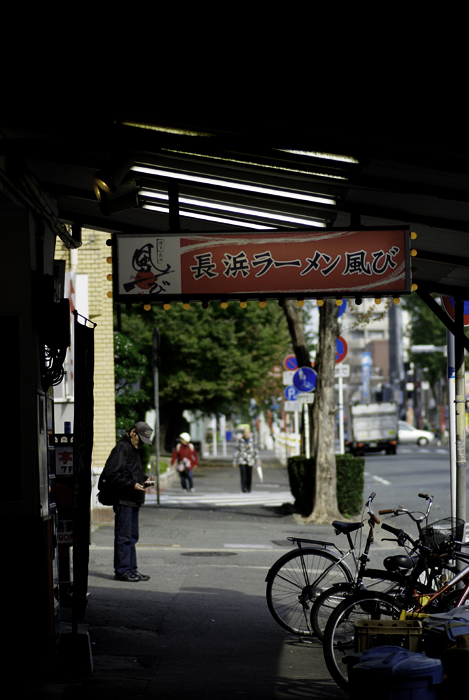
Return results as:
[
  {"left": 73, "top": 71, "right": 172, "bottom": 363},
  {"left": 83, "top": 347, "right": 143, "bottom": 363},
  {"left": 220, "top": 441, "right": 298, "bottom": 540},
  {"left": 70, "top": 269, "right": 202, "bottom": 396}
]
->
[{"left": 265, "top": 490, "right": 469, "bottom": 693}]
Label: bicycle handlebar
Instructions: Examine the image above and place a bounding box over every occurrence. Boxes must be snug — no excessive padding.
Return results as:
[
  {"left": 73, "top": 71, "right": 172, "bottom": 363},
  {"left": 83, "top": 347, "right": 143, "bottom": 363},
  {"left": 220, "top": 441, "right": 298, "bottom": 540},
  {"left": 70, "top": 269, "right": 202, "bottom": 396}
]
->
[
  {"left": 381, "top": 522, "right": 404, "bottom": 537},
  {"left": 365, "top": 492, "right": 380, "bottom": 524},
  {"left": 378, "top": 493, "right": 433, "bottom": 524},
  {"left": 381, "top": 521, "right": 416, "bottom": 546}
]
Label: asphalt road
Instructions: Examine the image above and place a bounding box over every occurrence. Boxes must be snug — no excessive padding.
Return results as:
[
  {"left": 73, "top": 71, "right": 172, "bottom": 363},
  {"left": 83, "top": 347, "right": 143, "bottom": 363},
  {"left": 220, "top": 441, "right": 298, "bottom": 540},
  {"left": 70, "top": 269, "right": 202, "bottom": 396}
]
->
[{"left": 362, "top": 442, "right": 468, "bottom": 541}]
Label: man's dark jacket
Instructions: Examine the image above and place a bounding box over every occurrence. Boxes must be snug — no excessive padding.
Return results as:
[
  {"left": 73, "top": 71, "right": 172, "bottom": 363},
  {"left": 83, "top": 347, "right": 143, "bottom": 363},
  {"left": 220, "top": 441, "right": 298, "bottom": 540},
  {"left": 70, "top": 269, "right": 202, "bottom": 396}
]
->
[{"left": 99, "top": 435, "right": 145, "bottom": 507}]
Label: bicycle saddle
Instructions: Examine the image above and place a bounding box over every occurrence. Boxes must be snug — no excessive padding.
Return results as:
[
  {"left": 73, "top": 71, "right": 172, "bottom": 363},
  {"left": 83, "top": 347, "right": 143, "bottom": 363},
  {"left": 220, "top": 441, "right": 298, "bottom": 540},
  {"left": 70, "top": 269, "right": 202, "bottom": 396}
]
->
[
  {"left": 383, "top": 554, "right": 417, "bottom": 572},
  {"left": 332, "top": 521, "right": 364, "bottom": 535}
]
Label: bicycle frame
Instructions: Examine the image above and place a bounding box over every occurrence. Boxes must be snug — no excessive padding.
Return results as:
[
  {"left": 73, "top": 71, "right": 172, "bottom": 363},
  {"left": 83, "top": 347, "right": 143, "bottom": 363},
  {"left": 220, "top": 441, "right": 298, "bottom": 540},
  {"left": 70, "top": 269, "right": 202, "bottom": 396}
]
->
[
  {"left": 292, "top": 493, "right": 420, "bottom": 595},
  {"left": 402, "top": 556, "right": 469, "bottom": 618}
]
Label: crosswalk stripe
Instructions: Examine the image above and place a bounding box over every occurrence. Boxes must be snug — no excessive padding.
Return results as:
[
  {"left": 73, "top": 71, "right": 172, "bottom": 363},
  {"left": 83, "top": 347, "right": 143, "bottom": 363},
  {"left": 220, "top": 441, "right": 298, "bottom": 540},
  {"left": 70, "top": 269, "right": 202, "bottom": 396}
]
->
[{"left": 145, "top": 491, "right": 294, "bottom": 507}]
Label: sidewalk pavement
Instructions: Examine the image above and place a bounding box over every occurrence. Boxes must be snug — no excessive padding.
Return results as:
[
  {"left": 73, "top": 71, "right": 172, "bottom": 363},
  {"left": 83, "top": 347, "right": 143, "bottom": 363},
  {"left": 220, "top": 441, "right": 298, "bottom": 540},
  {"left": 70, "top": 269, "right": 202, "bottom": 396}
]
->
[{"left": 36, "top": 449, "right": 395, "bottom": 699}]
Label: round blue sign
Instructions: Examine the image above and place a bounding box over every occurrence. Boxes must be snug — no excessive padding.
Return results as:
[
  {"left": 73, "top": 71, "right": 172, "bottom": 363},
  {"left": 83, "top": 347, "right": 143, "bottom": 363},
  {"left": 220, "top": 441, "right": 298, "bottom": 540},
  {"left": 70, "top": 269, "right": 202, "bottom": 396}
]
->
[
  {"left": 442, "top": 297, "right": 469, "bottom": 326},
  {"left": 293, "top": 366, "right": 317, "bottom": 393},
  {"left": 283, "top": 354, "right": 298, "bottom": 371},
  {"left": 336, "top": 336, "right": 348, "bottom": 363},
  {"left": 284, "top": 385, "right": 300, "bottom": 401}
]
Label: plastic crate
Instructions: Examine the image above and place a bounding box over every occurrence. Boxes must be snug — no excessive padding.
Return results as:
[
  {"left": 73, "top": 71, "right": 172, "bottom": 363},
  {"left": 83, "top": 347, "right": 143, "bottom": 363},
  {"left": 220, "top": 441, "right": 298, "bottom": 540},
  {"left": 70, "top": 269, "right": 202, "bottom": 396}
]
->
[
  {"left": 355, "top": 619, "right": 423, "bottom": 653},
  {"left": 420, "top": 517, "right": 465, "bottom": 551}
]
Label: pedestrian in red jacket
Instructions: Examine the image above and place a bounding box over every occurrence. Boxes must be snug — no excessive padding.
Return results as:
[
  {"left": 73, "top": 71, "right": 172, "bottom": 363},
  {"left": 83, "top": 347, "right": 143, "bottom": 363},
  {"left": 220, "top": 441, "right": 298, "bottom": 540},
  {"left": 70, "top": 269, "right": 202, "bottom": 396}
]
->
[{"left": 171, "top": 432, "right": 199, "bottom": 492}]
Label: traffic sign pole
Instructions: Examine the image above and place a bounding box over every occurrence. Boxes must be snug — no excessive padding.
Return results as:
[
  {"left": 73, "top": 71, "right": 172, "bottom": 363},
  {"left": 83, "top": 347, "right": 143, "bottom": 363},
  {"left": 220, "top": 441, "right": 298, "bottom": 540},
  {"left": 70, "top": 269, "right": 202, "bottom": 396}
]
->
[{"left": 338, "top": 375, "right": 345, "bottom": 454}]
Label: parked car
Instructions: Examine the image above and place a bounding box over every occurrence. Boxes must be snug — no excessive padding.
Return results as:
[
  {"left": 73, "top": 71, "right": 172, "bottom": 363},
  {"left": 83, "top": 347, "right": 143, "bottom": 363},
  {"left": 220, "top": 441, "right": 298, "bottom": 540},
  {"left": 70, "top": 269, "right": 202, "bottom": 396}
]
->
[{"left": 398, "top": 420, "right": 435, "bottom": 446}]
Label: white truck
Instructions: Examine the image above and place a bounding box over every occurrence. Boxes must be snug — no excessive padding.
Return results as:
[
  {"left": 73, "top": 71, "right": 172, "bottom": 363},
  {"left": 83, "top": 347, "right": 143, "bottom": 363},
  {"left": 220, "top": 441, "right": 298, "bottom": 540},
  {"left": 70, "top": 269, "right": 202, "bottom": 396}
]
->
[{"left": 347, "top": 402, "right": 399, "bottom": 456}]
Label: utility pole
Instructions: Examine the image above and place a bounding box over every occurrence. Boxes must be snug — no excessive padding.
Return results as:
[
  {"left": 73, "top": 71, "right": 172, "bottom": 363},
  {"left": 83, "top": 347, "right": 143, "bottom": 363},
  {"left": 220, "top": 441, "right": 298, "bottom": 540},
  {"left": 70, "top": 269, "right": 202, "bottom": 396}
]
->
[
  {"left": 153, "top": 327, "right": 161, "bottom": 506},
  {"left": 454, "top": 300, "right": 466, "bottom": 532}
]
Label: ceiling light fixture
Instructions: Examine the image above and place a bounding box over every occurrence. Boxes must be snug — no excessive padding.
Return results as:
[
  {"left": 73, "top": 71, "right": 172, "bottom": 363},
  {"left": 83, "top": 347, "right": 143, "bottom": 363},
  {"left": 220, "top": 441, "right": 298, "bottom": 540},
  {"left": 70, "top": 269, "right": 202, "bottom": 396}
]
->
[
  {"left": 120, "top": 122, "right": 214, "bottom": 137},
  {"left": 278, "top": 149, "right": 359, "bottom": 164},
  {"left": 94, "top": 156, "right": 135, "bottom": 202},
  {"left": 142, "top": 204, "right": 274, "bottom": 229},
  {"left": 161, "top": 149, "right": 348, "bottom": 180},
  {"left": 132, "top": 165, "right": 336, "bottom": 206},
  {"left": 140, "top": 190, "right": 327, "bottom": 228}
]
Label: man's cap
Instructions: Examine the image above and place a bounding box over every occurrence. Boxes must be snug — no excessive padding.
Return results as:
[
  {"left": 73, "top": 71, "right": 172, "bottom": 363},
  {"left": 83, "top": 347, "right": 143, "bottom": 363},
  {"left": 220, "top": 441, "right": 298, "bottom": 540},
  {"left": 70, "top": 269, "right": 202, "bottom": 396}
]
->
[
  {"left": 134, "top": 421, "right": 153, "bottom": 445},
  {"left": 179, "top": 432, "right": 191, "bottom": 443}
]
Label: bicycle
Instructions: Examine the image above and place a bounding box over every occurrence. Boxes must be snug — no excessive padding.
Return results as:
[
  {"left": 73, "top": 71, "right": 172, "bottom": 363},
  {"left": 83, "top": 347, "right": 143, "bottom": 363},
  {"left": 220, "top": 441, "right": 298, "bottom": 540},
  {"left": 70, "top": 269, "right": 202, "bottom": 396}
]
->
[
  {"left": 310, "top": 493, "right": 461, "bottom": 640},
  {"left": 322, "top": 507, "right": 467, "bottom": 692},
  {"left": 266, "top": 492, "right": 407, "bottom": 636}
]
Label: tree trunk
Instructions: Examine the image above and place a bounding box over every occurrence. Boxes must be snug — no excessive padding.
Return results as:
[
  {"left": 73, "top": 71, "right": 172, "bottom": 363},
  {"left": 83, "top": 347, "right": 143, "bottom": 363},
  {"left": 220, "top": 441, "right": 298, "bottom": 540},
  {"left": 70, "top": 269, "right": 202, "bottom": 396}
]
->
[
  {"left": 160, "top": 403, "right": 189, "bottom": 453},
  {"left": 282, "top": 300, "right": 311, "bottom": 368},
  {"left": 282, "top": 301, "right": 313, "bottom": 454},
  {"left": 305, "top": 299, "right": 343, "bottom": 523}
]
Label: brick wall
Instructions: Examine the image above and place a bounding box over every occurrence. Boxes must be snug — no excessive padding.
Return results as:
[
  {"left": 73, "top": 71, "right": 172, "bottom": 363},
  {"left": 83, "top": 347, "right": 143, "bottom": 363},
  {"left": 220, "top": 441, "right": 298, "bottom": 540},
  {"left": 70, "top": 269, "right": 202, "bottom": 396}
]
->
[{"left": 55, "top": 229, "right": 116, "bottom": 476}]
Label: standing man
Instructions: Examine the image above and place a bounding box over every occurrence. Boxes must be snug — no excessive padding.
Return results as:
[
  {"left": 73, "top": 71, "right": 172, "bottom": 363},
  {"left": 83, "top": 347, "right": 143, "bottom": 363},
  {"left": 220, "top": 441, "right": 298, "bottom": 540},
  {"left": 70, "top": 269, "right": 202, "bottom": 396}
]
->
[
  {"left": 232, "top": 426, "right": 261, "bottom": 493},
  {"left": 99, "top": 421, "right": 154, "bottom": 582}
]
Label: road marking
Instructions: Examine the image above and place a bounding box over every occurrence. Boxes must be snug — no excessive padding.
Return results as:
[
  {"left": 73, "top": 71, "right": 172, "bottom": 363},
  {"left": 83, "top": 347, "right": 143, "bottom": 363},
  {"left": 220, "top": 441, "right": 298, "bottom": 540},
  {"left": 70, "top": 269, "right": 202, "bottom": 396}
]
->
[
  {"left": 364, "top": 472, "right": 391, "bottom": 485},
  {"left": 145, "top": 491, "right": 294, "bottom": 507},
  {"left": 224, "top": 543, "right": 274, "bottom": 549}
]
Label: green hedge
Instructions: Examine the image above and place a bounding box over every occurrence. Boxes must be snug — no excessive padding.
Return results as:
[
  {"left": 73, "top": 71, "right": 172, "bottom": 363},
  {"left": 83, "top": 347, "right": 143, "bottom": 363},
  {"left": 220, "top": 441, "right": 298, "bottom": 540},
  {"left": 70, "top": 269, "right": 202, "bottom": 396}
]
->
[{"left": 287, "top": 454, "right": 365, "bottom": 517}]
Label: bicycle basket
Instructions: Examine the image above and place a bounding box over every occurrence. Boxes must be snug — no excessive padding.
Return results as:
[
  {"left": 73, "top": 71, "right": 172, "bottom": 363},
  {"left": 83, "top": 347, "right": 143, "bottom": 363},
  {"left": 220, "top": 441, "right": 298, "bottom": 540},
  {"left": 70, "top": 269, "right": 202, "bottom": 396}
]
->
[{"left": 420, "top": 517, "right": 465, "bottom": 551}]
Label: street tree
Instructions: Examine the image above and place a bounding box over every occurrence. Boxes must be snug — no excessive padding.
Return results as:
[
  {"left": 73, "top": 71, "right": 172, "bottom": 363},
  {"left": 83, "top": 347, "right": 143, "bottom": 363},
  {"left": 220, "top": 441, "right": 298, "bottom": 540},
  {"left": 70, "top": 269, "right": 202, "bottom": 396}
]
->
[
  {"left": 402, "top": 293, "right": 447, "bottom": 408},
  {"left": 307, "top": 299, "right": 342, "bottom": 522},
  {"left": 117, "top": 302, "right": 291, "bottom": 451},
  {"left": 282, "top": 299, "right": 342, "bottom": 522},
  {"left": 114, "top": 331, "right": 150, "bottom": 437}
]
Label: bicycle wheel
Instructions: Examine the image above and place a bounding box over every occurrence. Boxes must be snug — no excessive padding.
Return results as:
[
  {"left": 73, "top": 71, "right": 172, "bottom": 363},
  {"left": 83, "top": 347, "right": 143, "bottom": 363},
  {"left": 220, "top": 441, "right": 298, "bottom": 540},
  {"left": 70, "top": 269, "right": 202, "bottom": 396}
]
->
[
  {"left": 423, "top": 585, "right": 469, "bottom": 614},
  {"left": 265, "top": 548, "right": 353, "bottom": 636},
  {"left": 323, "top": 591, "right": 401, "bottom": 692},
  {"left": 310, "top": 582, "right": 355, "bottom": 641},
  {"left": 310, "top": 574, "right": 402, "bottom": 642}
]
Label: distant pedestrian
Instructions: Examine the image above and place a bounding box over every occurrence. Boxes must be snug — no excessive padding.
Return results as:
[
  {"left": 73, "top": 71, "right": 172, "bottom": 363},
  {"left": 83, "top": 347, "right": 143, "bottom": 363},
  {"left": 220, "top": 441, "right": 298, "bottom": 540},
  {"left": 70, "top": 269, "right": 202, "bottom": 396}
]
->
[
  {"left": 171, "top": 432, "right": 199, "bottom": 492},
  {"left": 98, "top": 421, "right": 154, "bottom": 582},
  {"left": 232, "top": 426, "right": 261, "bottom": 493}
]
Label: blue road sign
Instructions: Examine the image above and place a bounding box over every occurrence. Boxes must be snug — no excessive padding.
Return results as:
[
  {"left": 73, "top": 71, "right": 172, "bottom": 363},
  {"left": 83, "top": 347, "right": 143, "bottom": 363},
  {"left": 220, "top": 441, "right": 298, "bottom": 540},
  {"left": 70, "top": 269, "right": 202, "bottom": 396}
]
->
[
  {"left": 284, "top": 385, "right": 300, "bottom": 401},
  {"left": 283, "top": 355, "right": 298, "bottom": 371},
  {"left": 442, "top": 297, "right": 469, "bottom": 326},
  {"left": 336, "top": 335, "right": 348, "bottom": 363},
  {"left": 338, "top": 299, "right": 347, "bottom": 317},
  {"left": 293, "top": 366, "right": 317, "bottom": 393}
]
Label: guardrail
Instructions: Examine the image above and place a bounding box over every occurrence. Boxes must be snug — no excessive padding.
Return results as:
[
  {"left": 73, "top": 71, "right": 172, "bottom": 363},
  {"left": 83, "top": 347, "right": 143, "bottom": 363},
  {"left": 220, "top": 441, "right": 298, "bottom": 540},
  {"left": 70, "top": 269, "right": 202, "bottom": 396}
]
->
[{"left": 274, "top": 432, "right": 301, "bottom": 465}]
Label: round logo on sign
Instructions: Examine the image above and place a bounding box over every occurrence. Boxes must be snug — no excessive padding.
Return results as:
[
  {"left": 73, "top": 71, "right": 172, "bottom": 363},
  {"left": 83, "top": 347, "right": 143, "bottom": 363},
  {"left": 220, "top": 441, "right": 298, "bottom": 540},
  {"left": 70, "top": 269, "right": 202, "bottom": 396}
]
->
[{"left": 293, "top": 367, "right": 317, "bottom": 393}]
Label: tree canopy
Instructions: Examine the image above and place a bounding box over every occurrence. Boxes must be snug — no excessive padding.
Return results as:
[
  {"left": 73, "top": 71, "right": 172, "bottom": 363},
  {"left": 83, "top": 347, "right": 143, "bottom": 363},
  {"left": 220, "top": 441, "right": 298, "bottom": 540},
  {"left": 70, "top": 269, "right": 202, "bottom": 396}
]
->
[
  {"left": 115, "top": 301, "right": 291, "bottom": 448},
  {"left": 402, "top": 293, "right": 448, "bottom": 399},
  {"left": 114, "top": 331, "right": 150, "bottom": 436}
]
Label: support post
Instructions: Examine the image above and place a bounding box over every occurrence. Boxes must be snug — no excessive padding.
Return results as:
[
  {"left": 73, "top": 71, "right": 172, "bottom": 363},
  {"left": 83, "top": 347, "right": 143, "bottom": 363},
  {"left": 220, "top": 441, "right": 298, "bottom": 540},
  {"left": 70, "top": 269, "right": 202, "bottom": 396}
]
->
[
  {"left": 338, "top": 375, "right": 345, "bottom": 455},
  {"left": 447, "top": 329, "right": 456, "bottom": 519},
  {"left": 454, "top": 299, "right": 466, "bottom": 534},
  {"left": 153, "top": 328, "right": 160, "bottom": 506}
]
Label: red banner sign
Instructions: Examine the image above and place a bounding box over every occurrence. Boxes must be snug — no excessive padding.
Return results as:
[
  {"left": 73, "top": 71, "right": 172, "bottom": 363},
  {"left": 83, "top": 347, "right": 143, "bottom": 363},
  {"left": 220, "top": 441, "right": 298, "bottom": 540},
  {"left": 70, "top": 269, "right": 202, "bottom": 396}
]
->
[{"left": 113, "top": 228, "right": 410, "bottom": 302}]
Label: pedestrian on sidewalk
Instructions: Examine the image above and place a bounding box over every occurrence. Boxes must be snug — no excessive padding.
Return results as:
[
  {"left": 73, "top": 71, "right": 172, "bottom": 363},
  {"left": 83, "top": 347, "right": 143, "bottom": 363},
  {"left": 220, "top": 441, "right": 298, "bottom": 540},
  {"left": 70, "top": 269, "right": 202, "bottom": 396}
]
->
[
  {"left": 232, "top": 426, "right": 261, "bottom": 493},
  {"left": 171, "top": 432, "right": 199, "bottom": 492},
  {"left": 99, "top": 421, "right": 154, "bottom": 582}
]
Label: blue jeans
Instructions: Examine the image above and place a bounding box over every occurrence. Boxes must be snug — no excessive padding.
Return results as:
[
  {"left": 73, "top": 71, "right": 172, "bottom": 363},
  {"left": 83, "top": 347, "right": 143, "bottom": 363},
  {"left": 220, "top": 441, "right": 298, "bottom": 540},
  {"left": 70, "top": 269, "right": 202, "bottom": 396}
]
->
[
  {"left": 113, "top": 504, "right": 139, "bottom": 575},
  {"left": 180, "top": 469, "right": 194, "bottom": 490}
]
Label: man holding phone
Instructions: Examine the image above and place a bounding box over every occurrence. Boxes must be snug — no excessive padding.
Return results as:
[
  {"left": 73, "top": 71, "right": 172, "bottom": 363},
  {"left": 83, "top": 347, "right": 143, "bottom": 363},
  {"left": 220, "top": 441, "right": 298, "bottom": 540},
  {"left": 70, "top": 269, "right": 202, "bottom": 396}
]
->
[{"left": 100, "top": 421, "right": 154, "bottom": 582}]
